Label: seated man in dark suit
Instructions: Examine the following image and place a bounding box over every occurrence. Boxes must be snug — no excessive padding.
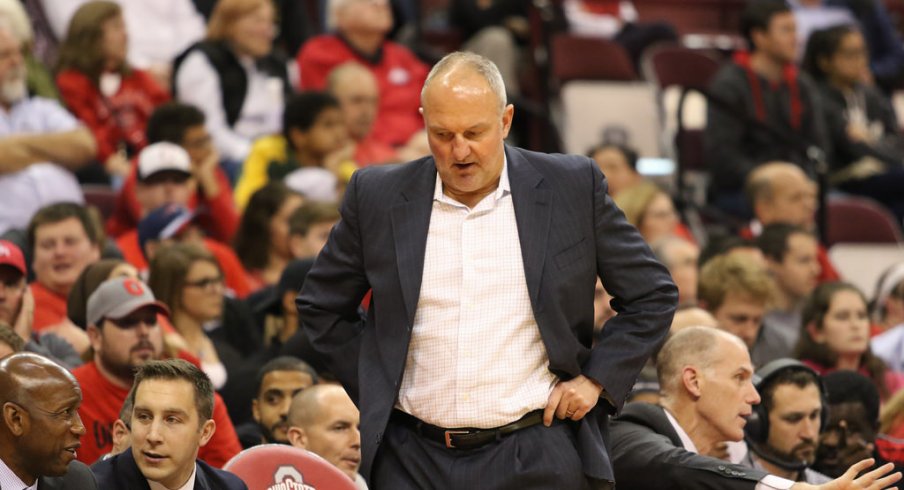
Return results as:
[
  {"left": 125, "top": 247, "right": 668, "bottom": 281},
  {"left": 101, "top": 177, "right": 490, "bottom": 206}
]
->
[
  {"left": 611, "top": 326, "right": 900, "bottom": 489},
  {"left": 0, "top": 352, "right": 97, "bottom": 489},
  {"left": 91, "top": 359, "right": 247, "bottom": 490}
]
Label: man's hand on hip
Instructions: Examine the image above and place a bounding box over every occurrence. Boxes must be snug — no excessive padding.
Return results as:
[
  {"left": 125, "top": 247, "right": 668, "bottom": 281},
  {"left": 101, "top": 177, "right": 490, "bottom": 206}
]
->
[{"left": 543, "top": 374, "right": 603, "bottom": 426}]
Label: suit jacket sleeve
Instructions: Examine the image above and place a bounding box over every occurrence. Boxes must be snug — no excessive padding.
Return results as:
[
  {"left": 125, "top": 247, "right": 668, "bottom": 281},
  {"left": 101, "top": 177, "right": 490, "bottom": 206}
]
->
[
  {"left": 584, "top": 163, "right": 678, "bottom": 411},
  {"left": 611, "top": 406, "right": 767, "bottom": 490},
  {"left": 296, "top": 170, "right": 370, "bottom": 403}
]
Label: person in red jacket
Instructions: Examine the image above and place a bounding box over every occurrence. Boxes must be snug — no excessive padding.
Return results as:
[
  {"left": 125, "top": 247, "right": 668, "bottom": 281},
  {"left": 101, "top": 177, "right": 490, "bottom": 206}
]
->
[
  {"left": 106, "top": 103, "right": 238, "bottom": 243},
  {"left": 55, "top": 1, "right": 169, "bottom": 180},
  {"left": 296, "top": 0, "right": 428, "bottom": 148},
  {"left": 74, "top": 275, "right": 241, "bottom": 467}
]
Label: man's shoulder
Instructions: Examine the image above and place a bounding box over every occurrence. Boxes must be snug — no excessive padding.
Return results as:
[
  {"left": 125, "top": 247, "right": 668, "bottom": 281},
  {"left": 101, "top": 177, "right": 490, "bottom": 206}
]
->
[
  {"left": 197, "top": 458, "right": 248, "bottom": 489},
  {"left": 353, "top": 156, "right": 434, "bottom": 185},
  {"left": 39, "top": 460, "right": 98, "bottom": 490}
]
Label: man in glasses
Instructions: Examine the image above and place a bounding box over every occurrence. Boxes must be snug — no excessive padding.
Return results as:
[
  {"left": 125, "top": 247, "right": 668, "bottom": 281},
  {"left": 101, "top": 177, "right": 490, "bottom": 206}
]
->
[{"left": 71, "top": 276, "right": 242, "bottom": 467}]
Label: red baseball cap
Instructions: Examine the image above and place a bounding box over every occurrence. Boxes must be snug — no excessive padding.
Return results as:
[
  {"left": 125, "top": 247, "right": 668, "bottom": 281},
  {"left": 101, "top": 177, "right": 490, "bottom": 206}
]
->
[{"left": 0, "top": 240, "right": 26, "bottom": 275}]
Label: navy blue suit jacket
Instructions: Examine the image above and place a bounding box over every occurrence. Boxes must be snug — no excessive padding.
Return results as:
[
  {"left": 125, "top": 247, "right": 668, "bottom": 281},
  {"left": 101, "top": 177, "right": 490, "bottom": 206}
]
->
[
  {"left": 297, "top": 146, "right": 678, "bottom": 485},
  {"left": 91, "top": 448, "right": 247, "bottom": 490}
]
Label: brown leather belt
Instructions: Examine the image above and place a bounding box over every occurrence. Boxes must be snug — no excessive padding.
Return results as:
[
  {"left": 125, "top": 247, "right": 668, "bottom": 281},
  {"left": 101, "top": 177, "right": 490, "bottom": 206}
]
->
[{"left": 390, "top": 409, "right": 545, "bottom": 450}]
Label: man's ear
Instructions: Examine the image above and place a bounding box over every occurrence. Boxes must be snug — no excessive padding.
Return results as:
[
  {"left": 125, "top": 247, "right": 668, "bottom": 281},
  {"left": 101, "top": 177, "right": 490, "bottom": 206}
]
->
[
  {"left": 198, "top": 419, "right": 216, "bottom": 447},
  {"left": 682, "top": 366, "right": 703, "bottom": 399},
  {"left": 806, "top": 322, "right": 824, "bottom": 343},
  {"left": 111, "top": 418, "right": 131, "bottom": 455},
  {"left": 2, "top": 401, "right": 29, "bottom": 436},
  {"left": 286, "top": 426, "right": 307, "bottom": 449},
  {"left": 251, "top": 398, "right": 261, "bottom": 424},
  {"left": 87, "top": 324, "right": 103, "bottom": 353}
]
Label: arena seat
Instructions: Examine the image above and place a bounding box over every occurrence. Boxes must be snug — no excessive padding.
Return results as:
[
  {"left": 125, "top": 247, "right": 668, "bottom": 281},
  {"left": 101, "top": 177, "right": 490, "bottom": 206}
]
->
[
  {"left": 223, "top": 444, "right": 358, "bottom": 490},
  {"left": 826, "top": 195, "right": 904, "bottom": 248}
]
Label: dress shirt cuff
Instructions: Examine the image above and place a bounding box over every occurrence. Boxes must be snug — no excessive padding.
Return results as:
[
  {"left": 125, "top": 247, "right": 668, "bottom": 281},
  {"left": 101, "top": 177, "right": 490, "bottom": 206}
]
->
[{"left": 756, "top": 474, "right": 796, "bottom": 490}]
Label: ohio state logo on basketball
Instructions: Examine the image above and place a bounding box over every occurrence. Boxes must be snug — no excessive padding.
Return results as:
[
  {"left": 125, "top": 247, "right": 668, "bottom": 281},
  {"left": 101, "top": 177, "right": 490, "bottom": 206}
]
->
[{"left": 266, "top": 466, "right": 315, "bottom": 490}]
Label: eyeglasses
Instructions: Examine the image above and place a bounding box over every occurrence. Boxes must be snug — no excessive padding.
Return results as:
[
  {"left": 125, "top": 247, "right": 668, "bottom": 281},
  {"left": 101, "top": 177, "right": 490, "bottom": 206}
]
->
[
  {"left": 105, "top": 314, "right": 158, "bottom": 329},
  {"left": 184, "top": 276, "right": 224, "bottom": 291}
]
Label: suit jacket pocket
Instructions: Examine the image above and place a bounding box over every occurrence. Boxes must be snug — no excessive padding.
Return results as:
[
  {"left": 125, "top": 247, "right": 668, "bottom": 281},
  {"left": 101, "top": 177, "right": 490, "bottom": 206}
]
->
[{"left": 554, "top": 237, "right": 587, "bottom": 271}]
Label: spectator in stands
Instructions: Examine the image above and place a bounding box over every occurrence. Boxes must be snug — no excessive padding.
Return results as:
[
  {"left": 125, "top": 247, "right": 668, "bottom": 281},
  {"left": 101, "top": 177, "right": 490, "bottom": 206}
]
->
[
  {"left": 814, "top": 370, "right": 883, "bottom": 478},
  {"left": 796, "top": 281, "right": 904, "bottom": 401},
  {"left": 610, "top": 326, "right": 897, "bottom": 489},
  {"left": 705, "top": 0, "right": 829, "bottom": 216},
  {"left": 699, "top": 233, "right": 767, "bottom": 269},
  {"left": 288, "top": 202, "right": 340, "bottom": 260},
  {"left": 326, "top": 62, "right": 399, "bottom": 166},
  {"left": 739, "top": 359, "right": 831, "bottom": 483},
  {"left": 562, "top": 0, "right": 678, "bottom": 70},
  {"left": 92, "top": 359, "right": 248, "bottom": 489},
  {"left": 0, "top": 0, "right": 58, "bottom": 99},
  {"left": 651, "top": 236, "right": 700, "bottom": 307},
  {"left": 41, "top": 0, "right": 205, "bottom": 91},
  {"left": 0, "top": 353, "right": 98, "bottom": 489},
  {"left": 744, "top": 162, "right": 840, "bottom": 283},
  {"left": 173, "top": 0, "right": 290, "bottom": 168},
  {"left": 296, "top": 0, "right": 429, "bottom": 148},
  {"left": 234, "top": 182, "right": 304, "bottom": 290},
  {"left": 448, "top": 0, "right": 527, "bottom": 97},
  {"left": 286, "top": 384, "right": 365, "bottom": 486},
  {"left": 234, "top": 92, "right": 352, "bottom": 210},
  {"left": 588, "top": 142, "right": 642, "bottom": 197},
  {"left": 614, "top": 181, "right": 692, "bottom": 244},
  {"left": 237, "top": 356, "right": 317, "bottom": 448},
  {"left": 803, "top": 25, "right": 904, "bottom": 223},
  {"left": 272, "top": 259, "right": 332, "bottom": 376},
  {"left": 107, "top": 103, "right": 238, "bottom": 244},
  {"left": 103, "top": 396, "right": 133, "bottom": 460},
  {"left": 74, "top": 276, "right": 241, "bottom": 467},
  {"left": 872, "top": 264, "right": 904, "bottom": 368},
  {"left": 698, "top": 253, "right": 788, "bottom": 366},
  {"left": 758, "top": 223, "right": 822, "bottom": 350},
  {"left": 0, "top": 19, "right": 94, "bottom": 234},
  {"left": 56, "top": 1, "right": 170, "bottom": 183},
  {"left": 27, "top": 203, "right": 100, "bottom": 339}
]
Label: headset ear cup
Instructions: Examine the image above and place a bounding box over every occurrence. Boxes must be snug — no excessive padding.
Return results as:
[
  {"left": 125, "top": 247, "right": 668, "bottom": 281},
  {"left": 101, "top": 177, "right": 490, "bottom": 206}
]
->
[{"left": 745, "top": 403, "right": 769, "bottom": 444}]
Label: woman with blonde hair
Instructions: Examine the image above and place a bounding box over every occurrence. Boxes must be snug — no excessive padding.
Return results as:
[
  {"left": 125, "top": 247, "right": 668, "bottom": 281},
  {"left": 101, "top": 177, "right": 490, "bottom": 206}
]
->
[
  {"left": 613, "top": 180, "right": 693, "bottom": 244},
  {"left": 173, "top": 0, "right": 291, "bottom": 169},
  {"left": 56, "top": 1, "right": 169, "bottom": 181}
]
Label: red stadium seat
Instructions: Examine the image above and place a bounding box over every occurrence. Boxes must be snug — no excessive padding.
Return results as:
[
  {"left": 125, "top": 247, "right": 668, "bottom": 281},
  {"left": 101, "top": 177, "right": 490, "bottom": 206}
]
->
[
  {"left": 551, "top": 34, "right": 637, "bottom": 83},
  {"left": 826, "top": 196, "right": 904, "bottom": 247},
  {"left": 81, "top": 184, "right": 118, "bottom": 221},
  {"left": 223, "top": 444, "right": 358, "bottom": 490}
]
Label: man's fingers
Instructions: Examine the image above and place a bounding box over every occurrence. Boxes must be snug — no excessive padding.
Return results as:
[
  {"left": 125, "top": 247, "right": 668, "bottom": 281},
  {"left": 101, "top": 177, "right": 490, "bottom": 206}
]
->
[
  {"left": 556, "top": 388, "right": 577, "bottom": 420},
  {"left": 866, "top": 470, "right": 901, "bottom": 490},
  {"left": 858, "top": 463, "right": 898, "bottom": 487},
  {"left": 543, "top": 386, "right": 564, "bottom": 426},
  {"left": 844, "top": 459, "right": 876, "bottom": 479}
]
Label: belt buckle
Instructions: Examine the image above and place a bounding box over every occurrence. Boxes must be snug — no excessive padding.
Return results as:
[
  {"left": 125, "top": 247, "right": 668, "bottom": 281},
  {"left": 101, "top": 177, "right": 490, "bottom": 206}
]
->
[{"left": 444, "top": 430, "right": 470, "bottom": 449}]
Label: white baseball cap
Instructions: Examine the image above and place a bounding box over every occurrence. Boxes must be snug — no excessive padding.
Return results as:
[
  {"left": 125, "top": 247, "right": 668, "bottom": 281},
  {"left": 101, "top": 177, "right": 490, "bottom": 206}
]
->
[{"left": 138, "top": 142, "right": 191, "bottom": 181}]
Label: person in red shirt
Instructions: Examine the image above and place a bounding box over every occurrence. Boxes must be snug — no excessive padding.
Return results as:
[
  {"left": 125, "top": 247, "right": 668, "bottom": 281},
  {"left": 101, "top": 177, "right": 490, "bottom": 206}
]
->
[
  {"left": 107, "top": 103, "right": 238, "bottom": 243},
  {"left": 74, "top": 275, "right": 241, "bottom": 467},
  {"left": 296, "top": 0, "right": 428, "bottom": 148},
  {"left": 742, "top": 161, "right": 840, "bottom": 283},
  {"left": 27, "top": 203, "right": 101, "bottom": 347},
  {"left": 55, "top": 1, "right": 169, "bottom": 180}
]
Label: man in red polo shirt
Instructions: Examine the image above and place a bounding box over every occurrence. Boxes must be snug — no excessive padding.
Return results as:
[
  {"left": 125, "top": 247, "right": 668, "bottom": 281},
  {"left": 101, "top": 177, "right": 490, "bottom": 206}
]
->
[{"left": 73, "top": 276, "right": 241, "bottom": 467}]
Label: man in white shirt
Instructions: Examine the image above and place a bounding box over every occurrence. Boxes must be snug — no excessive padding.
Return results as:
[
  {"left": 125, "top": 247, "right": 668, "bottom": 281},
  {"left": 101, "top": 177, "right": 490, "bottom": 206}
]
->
[{"left": 610, "top": 326, "right": 899, "bottom": 490}]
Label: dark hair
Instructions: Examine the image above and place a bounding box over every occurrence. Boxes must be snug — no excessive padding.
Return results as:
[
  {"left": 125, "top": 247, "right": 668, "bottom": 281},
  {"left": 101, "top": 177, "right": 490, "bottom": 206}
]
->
[
  {"left": 147, "top": 242, "right": 220, "bottom": 314},
  {"left": 27, "top": 202, "right": 101, "bottom": 255},
  {"left": 55, "top": 1, "right": 129, "bottom": 84},
  {"left": 146, "top": 103, "right": 206, "bottom": 145},
  {"left": 760, "top": 367, "right": 821, "bottom": 414},
  {"left": 757, "top": 223, "right": 809, "bottom": 262},
  {"left": 801, "top": 25, "right": 858, "bottom": 82},
  {"left": 821, "top": 370, "right": 880, "bottom": 428},
  {"left": 288, "top": 202, "right": 340, "bottom": 237},
  {"left": 740, "top": 0, "right": 791, "bottom": 50},
  {"left": 796, "top": 282, "right": 889, "bottom": 399},
  {"left": 0, "top": 323, "right": 25, "bottom": 354},
  {"left": 127, "top": 359, "right": 214, "bottom": 423},
  {"left": 234, "top": 182, "right": 300, "bottom": 271},
  {"left": 699, "top": 233, "right": 758, "bottom": 268},
  {"left": 283, "top": 92, "right": 340, "bottom": 142},
  {"left": 118, "top": 393, "right": 134, "bottom": 427},
  {"left": 254, "top": 356, "right": 318, "bottom": 397},
  {"left": 586, "top": 143, "right": 639, "bottom": 171}
]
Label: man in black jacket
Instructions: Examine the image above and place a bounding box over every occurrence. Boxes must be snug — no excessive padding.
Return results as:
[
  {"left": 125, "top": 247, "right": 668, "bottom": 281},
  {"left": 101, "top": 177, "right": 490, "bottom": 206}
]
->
[{"left": 611, "top": 326, "right": 899, "bottom": 489}]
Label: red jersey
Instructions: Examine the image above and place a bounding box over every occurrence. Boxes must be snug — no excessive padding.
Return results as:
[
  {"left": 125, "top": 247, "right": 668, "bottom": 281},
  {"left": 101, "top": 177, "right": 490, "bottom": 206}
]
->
[
  {"left": 72, "top": 361, "right": 241, "bottom": 468},
  {"left": 30, "top": 281, "right": 68, "bottom": 332}
]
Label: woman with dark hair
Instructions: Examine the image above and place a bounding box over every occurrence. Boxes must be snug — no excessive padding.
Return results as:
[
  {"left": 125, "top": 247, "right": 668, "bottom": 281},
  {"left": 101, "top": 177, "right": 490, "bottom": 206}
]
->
[
  {"left": 802, "top": 25, "right": 904, "bottom": 222},
  {"left": 173, "top": 0, "right": 291, "bottom": 170},
  {"left": 234, "top": 182, "right": 303, "bottom": 291},
  {"left": 56, "top": 1, "right": 169, "bottom": 181},
  {"left": 795, "top": 281, "right": 904, "bottom": 400}
]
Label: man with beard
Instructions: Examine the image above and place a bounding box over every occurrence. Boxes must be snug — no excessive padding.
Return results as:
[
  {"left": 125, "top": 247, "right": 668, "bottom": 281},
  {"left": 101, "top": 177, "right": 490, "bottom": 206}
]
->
[
  {"left": 740, "top": 359, "right": 831, "bottom": 483},
  {"left": 0, "top": 352, "right": 97, "bottom": 489},
  {"left": 0, "top": 17, "right": 95, "bottom": 235},
  {"left": 813, "top": 371, "right": 883, "bottom": 478},
  {"left": 71, "top": 276, "right": 242, "bottom": 466},
  {"left": 236, "top": 356, "right": 318, "bottom": 448}
]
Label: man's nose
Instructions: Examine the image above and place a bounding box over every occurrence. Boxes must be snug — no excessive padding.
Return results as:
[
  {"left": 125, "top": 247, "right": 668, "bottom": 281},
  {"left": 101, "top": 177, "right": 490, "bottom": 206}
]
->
[
  {"left": 451, "top": 136, "right": 470, "bottom": 161},
  {"left": 350, "top": 426, "right": 361, "bottom": 449}
]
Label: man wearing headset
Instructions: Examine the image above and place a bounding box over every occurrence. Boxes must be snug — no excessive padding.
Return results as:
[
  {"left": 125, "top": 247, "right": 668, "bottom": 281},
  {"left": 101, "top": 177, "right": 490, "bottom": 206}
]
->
[{"left": 740, "top": 359, "right": 832, "bottom": 484}]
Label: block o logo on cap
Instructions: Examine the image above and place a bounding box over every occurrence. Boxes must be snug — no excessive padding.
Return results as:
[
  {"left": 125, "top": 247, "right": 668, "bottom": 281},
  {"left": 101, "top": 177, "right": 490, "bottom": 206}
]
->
[{"left": 123, "top": 278, "right": 145, "bottom": 296}]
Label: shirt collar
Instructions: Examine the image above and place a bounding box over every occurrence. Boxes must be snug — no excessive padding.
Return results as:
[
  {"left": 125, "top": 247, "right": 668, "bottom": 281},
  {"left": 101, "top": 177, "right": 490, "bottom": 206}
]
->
[
  {"left": 147, "top": 463, "right": 197, "bottom": 490},
  {"left": 0, "top": 456, "right": 34, "bottom": 490},
  {"left": 433, "top": 153, "right": 510, "bottom": 206},
  {"left": 663, "top": 408, "right": 698, "bottom": 453}
]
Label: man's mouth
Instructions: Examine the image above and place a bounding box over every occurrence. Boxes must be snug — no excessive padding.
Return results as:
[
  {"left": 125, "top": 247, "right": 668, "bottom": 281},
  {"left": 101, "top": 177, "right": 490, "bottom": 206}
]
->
[{"left": 142, "top": 450, "right": 167, "bottom": 464}]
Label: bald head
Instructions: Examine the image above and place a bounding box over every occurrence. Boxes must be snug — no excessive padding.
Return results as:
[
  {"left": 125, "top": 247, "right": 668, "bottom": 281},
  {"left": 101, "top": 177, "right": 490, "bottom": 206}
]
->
[
  {"left": 746, "top": 162, "right": 817, "bottom": 228},
  {"left": 288, "top": 384, "right": 347, "bottom": 428},
  {"left": 656, "top": 326, "right": 747, "bottom": 394},
  {"left": 0, "top": 353, "right": 78, "bottom": 407},
  {"left": 327, "top": 62, "right": 379, "bottom": 140},
  {"left": 669, "top": 307, "right": 718, "bottom": 333},
  {"left": 422, "top": 51, "right": 507, "bottom": 114}
]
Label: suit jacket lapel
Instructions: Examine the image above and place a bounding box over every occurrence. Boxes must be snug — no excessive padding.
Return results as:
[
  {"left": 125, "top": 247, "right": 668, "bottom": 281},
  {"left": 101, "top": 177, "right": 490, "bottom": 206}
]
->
[
  {"left": 390, "top": 159, "right": 436, "bottom": 328},
  {"left": 507, "top": 147, "right": 550, "bottom": 308}
]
